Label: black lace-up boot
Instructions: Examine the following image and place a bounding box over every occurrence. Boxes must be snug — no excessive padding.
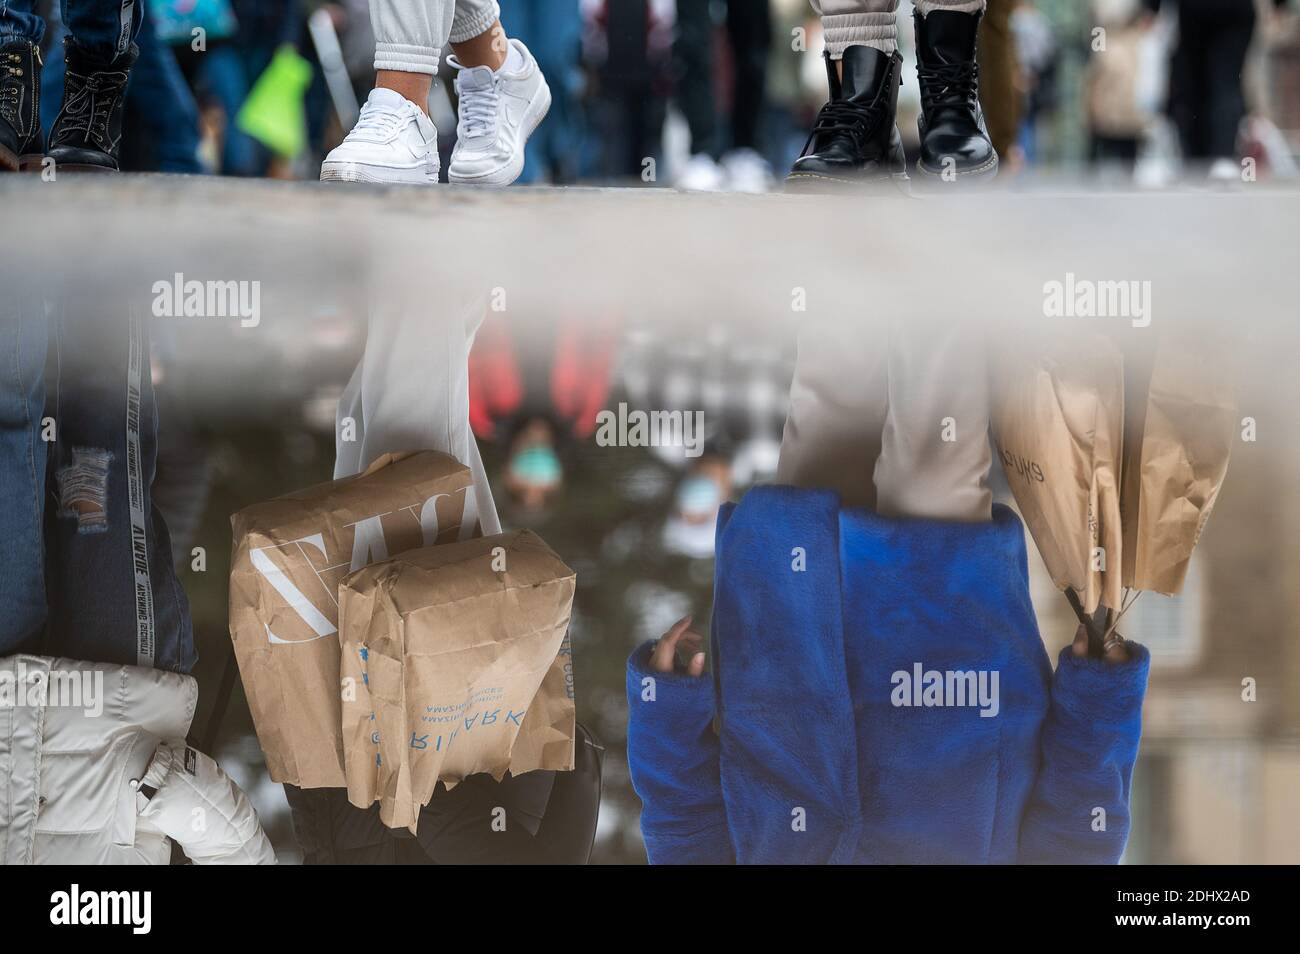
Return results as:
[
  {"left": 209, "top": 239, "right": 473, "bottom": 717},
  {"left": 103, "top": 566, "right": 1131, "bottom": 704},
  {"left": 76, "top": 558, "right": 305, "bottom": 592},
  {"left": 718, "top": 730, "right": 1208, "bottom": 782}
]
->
[
  {"left": 0, "top": 38, "right": 43, "bottom": 172},
  {"left": 786, "top": 45, "right": 906, "bottom": 191},
  {"left": 913, "top": 8, "right": 997, "bottom": 181},
  {"left": 48, "top": 39, "right": 137, "bottom": 172}
]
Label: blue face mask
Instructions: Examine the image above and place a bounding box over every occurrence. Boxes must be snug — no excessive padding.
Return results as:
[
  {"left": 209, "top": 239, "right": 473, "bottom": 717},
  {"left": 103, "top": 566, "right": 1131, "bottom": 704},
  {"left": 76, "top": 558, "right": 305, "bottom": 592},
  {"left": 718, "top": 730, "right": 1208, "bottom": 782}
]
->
[
  {"left": 676, "top": 474, "right": 722, "bottom": 516},
  {"left": 510, "top": 445, "right": 562, "bottom": 487}
]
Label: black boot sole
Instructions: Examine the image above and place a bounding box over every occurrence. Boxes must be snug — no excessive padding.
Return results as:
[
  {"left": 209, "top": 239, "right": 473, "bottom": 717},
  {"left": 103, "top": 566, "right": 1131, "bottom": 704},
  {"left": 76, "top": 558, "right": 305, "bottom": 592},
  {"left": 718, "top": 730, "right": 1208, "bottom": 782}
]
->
[
  {"left": 48, "top": 161, "right": 119, "bottom": 173},
  {"left": 914, "top": 152, "right": 999, "bottom": 184},
  {"left": 783, "top": 170, "right": 911, "bottom": 196}
]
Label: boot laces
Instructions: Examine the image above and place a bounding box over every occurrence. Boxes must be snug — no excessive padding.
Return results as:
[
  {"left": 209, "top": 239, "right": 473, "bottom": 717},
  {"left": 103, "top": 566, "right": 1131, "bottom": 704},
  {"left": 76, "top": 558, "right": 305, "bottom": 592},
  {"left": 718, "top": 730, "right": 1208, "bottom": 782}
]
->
[
  {"left": 917, "top": 60, "right": 979, "bottom": 115},
  {"left": 803, "top": 97, "right": 884, "bottom": 156},
  {"left": 60, "top": 68, "right": 128, "bottom": 146}
]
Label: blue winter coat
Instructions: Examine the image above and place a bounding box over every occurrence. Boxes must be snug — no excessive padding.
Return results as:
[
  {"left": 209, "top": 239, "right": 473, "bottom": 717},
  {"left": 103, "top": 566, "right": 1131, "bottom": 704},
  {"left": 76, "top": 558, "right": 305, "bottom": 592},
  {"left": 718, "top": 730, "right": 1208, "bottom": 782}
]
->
[{"left": 626, "top": 486, "right": 1150, "bottom": 864}]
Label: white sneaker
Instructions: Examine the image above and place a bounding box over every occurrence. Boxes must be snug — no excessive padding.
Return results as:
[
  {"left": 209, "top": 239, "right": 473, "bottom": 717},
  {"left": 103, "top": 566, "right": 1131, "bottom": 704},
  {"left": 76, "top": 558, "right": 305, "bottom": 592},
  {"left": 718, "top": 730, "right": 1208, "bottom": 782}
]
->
[
  {"left": 446, "top": 39, "right": 550, "bottom": 186},
  {"left": 721, "top": 148, "right": 773, "bottom": 194},
  {"left": 675, "top": 153, "right": 726, "bottom": 192},
  {"left": 1207, "top": 157, "right": 1243, "bottom": 186},
  {"left": 320, "top": 88, "right": 440, "bottom": 185}
]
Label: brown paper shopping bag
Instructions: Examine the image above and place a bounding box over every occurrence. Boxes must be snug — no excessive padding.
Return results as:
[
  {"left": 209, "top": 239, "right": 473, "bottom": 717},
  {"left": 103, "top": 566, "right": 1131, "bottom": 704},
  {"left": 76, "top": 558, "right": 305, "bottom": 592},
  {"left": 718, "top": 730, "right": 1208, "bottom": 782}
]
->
[
  {"left": 1120, "top": 333, "right": 1236, "bottom": 596},
  {"left": 993, "top": 336, "right": 1125, "bottom": 614},
  {"left": 339, "top": 530, "right": 576, "bottom": 832},
  {"left": 228, "top": 451, "right": 477, "bottom": 788}
]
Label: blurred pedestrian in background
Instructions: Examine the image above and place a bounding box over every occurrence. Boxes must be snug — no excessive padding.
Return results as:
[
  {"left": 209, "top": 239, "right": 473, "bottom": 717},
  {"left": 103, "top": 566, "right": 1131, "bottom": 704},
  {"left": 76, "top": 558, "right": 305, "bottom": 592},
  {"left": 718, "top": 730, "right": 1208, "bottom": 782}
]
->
[
  {"left": 672, "top": 0, "right": 775, "bottom": 192},
  {"left": 977, "top": 0, "right": 1020, "bottom": 167},
  {"left": 1149, "top": 0, "right": 1284, "bottom": 181},
  {"left": 1009, "top": 0, "right": 1056, "bottom": 167},
  {"left": 468, "top": 313, "right": 619, "bottom": 514},
  {"left": 168, "top": 0, "right": 303, "bottom": 177},
  {"left": 582, "top": 0, "right": 674, "bottom": 179},
  {"left": 1084, "top": 0, "right": 1155, "bottom": 172},
  {"left": 499, "top": 0, "right": 585, "bottom": 182}
]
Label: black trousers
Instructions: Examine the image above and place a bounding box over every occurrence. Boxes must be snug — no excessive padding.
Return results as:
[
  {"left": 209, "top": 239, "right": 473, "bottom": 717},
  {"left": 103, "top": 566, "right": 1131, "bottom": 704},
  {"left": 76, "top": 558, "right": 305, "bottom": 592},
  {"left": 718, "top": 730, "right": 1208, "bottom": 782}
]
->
[
  {"left": 287, "top": 725, "right": 604, "bottom": 865},
  {"left": 1166, "top": 0, "right": 1256, "bottom": 161},
  {"left": 674, "top": 0, "right": 773, "bottom": 156}
]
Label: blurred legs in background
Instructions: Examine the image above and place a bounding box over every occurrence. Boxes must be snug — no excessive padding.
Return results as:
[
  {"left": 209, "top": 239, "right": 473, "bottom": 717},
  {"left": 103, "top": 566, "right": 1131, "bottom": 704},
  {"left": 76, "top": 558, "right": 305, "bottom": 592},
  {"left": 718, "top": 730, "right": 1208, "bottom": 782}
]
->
[
  {"left": 976, "top": 0, "right": 1019, "bottom": 167},
  {"left": 190, "top": 43, "right": 264, "bottom": 175},
  {"left": 497, "top": 0, "right": 582, "bottom": 183},
  {"left": 1165, "top": 0, "right": 1256, "bottom": 175},
  {"left": 119, "top": 11, "right": 202, "bottom": 173},
  {"left": 673, "top": 0, "right": 774, "bottom": 193},
  {"left": 593, "top": 0, "right": 668, "bottom": 179}
]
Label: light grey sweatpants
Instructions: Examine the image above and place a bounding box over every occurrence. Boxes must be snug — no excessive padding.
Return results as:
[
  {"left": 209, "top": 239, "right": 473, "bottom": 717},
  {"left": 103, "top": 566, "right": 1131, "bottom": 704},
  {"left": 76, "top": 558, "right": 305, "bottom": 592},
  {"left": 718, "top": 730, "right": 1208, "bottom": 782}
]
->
[
  {"left": 776, "top": 319, "right": 993, "bottom": 523},
  {"left": 810, "top": 0, "right": 986, "bottom": 58},
  {"left": 371, "top": 0, "right": 501, "bottom": 76}
]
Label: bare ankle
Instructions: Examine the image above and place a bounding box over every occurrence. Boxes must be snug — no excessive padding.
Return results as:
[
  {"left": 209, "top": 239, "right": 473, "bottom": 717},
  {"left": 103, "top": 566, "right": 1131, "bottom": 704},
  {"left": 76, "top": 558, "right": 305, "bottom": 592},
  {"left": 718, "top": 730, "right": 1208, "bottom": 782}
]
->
[
  {"left": 375, "top": 70, "right": 432, "bottom": 114},
  {"left": 450, "top": 20, "right": 509, "bottom": 71}
]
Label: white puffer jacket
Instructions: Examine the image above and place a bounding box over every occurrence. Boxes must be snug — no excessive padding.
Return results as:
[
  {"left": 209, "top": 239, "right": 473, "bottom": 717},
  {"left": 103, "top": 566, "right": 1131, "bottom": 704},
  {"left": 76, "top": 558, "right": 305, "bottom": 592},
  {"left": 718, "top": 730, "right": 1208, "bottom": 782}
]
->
[{"left": 0, "top": 655, "right": 276, "bottom": 865}]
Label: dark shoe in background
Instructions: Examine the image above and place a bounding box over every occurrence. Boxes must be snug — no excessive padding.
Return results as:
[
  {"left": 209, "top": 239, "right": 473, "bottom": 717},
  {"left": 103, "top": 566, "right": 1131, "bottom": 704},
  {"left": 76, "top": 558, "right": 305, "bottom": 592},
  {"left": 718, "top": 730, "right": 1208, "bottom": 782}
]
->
[
  {"left": 913, "top": 9, "right": 998, "bottom": 182},
  {"left": 48, "top": 39, "right": 137, "bottom": 172},
  {"left": 0, "top": 39, "right": 43, "bottom": 172},
  {"left": 786, "top": 46, "right": 907, "bottom": 192}
]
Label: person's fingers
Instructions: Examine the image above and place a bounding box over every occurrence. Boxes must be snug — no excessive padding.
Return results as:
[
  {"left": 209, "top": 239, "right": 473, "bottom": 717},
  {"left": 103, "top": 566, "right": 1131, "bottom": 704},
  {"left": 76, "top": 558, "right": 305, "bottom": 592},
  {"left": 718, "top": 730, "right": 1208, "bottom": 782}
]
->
[
  {"left": 664, "top": 615, "right": 693, "bottom": 641},
  {"left": 1070, "top": 624, "right": 1089, "bottom": 657},
  {"left": 676, "top": 631, "right": 704, "bottom": 650},
  {"left": 650, "top": 615, "right": 693, "bottom": 672},
  {"left": 687, "top": 652, "right": 706, "bottom": 677},
  {"left": 670, "top": 632, "right": 705, "bottom": 675},
  {"left": 1104, "top": 634, "right": 1131, "bottom": 664}
]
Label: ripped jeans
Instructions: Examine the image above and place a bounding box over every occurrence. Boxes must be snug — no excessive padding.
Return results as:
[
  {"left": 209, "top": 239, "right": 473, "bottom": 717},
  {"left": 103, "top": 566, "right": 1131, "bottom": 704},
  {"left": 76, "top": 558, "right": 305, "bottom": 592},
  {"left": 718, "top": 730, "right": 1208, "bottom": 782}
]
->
[{"left": 0, "top": 295, "right": 195, "bottom": 674}]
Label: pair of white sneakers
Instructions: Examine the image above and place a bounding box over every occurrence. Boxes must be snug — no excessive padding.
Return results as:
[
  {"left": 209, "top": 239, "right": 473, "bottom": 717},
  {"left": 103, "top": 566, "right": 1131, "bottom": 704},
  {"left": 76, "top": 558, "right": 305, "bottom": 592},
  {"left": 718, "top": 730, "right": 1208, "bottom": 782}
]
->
[{"left": 320, "top": 38, "right": 550, "bottom": 186}]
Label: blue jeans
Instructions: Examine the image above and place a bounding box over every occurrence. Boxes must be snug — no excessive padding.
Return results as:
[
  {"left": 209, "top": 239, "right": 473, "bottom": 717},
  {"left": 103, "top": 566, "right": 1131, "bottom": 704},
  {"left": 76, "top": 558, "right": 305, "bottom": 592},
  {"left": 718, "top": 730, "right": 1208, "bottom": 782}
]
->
[
  {"left": 497, "top": 0, "right": 582, "bottom": 183},
  {"left": 0, "top": 0, "right": 142, "bottom": 62},
  {"left": 0, "top": 298, "right": 196, "bottom": 675},
  {"left": 123, "top": 16, "right": 202, "bottom": 173}
]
